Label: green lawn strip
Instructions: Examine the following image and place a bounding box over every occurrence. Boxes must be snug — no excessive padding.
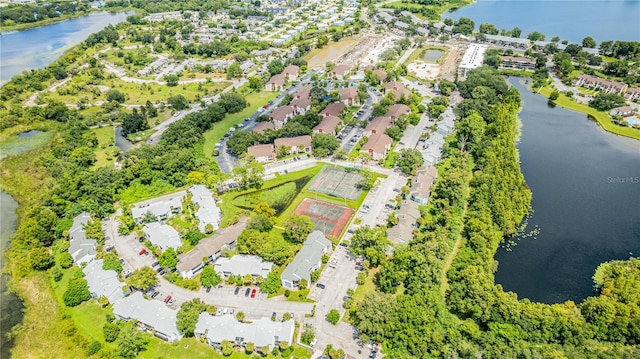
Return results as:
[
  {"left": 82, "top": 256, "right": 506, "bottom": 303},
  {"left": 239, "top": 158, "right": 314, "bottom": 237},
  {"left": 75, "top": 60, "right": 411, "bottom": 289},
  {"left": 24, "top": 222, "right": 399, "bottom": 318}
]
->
[
  {"left": 202, "top": 91, "right": 279, "bottom": 159},
  {"left": 126, "top": 128, "right": 156, "bottom": 142},
  {"left": 141, "top": 337, "right": 224, "bottom": 359},
  {"left": 383, "top": 148, "right": 399, "bottom": 168},
  {"left": 540, "top": 86, "right": 640, "bottom": 140},
  {"left": 92, "top": 126, "right": 116, "bottom": 168}
]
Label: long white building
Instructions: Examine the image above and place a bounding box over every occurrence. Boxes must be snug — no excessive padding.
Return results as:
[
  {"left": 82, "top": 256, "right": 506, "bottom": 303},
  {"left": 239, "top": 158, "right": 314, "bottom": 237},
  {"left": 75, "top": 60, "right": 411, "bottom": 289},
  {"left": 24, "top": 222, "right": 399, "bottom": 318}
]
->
[{"left": 458, "top": 44, "right": 488, "bottom": 80}]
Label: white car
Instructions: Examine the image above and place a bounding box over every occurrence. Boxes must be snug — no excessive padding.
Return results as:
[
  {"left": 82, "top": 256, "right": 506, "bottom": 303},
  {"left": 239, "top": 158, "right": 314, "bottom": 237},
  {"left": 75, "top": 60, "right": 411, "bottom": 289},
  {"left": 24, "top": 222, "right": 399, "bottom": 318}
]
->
[{"left": 167, "top": 298, "right": 176, "bottom": 306}]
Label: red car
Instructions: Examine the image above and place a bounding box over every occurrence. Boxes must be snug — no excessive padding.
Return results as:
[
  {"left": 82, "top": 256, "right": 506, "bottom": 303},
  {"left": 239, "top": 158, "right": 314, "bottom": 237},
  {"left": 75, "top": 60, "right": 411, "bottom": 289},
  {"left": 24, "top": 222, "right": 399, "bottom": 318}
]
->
[
  {"left": 164, "top": 295, "right": 172, "bottom": 304},
  {"left": 250, "top": 289, "right": 257, "bottom": 298},
  {"left": 262, "top": 104, "right": 269, "bottom": 109},
  {"left": 139, "top": 248, "right": 147, "bottom": 256}
]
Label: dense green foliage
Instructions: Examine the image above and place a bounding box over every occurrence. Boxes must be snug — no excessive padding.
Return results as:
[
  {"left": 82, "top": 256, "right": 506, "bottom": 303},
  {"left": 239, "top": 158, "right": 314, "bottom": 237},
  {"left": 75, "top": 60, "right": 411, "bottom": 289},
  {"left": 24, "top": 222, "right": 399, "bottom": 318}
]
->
[
  {"left": 0, "top": 1, "right": 89, "bottom": 27},
  {"left": 589, "top": 93, "right": 627, "bottom": 112},
  {"left": 177, "top": 298, "right": 207, "bottom": 337},
  {"left": 63, "top": 277, "right": 92, "bottom": 307},
  {"left": 352, "top": 67, "right": 640, "bottom": 357}
]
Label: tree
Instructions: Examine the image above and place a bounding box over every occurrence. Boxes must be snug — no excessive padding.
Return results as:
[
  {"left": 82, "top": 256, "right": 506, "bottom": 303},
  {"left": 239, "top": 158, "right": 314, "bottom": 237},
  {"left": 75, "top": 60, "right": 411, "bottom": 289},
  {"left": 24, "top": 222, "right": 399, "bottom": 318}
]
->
[
  {"left": 29, "top": 247, "right": 54, "bottom": 270},
  {"left": 52, "top": 266, "right": 63, "bottom": 282},
  {"left": 167, "top": 94, "right": 188, "bottom": 110},
  {"left": 219, "top": 92, "right": 248, "bottom": 113},
  {"left": 177, "top": 298, "right": 207, "bottom": 336},
  {"left": 184, "top": 230, "right": 205, "bottom": 246},
  {"left": 121, "top": 109, "right": 149, "bottom": 136},
  {"left": 200, "top": 265, "right": 222, "bottom": 288},
  {"left": 115, "top": 321, "right": 149, "bottom": 359},
  {"left": 125, "top": 266, "right": 158, "bottom": 291},
  {"left": 358, "top": 167, "right": 376, "bottom": 190},
  {"left": 158, "top": 248, "right": 178, "bottom": 271},
  {"left": 226, "top": 62, "right": 243, "bottom": 79},
  {"left": 103, "top": 321, "right": 120, "bottom": 343},
  {"left": 326, "top": 309, "right": 340, "bottom": 325},
  {"left": 248, "top": 76, "right": 263, "bottom": 91},
  {"left": 253, "top": 202, "right": 276, "bottom": 218},
  {"left": 350, "top": 226, "right": 387, "bottom": 267},
  {"left": 164, "top": 74, "right": 179, "bottom": 86},
  {"left": 312, "top": 133, "right": 340, "bottom": 157},
  {"left": 589, "top": 93, "right": 626, "bottom": 111},
  {"left": 479, "top": 23, "right": 499, "bottom": 35},
  {"left": 527, "top": 31, "right": 546, "bottom": 41},
  {"left": 283, "top": 215, "right": 314, "bottom": 243},
  {"left": 511, "top": 27, "right": 522, "bottom": 38},
  {"left": 552, "top": 52, "right": 574, "bottom": 76},
  {"left": 221, "top": 339, "right": 234, "bottom": 356},
  {"left": 63, "top": 277, "right": 92, "bottom": 307},
  {"left": 233, "top": 154, "right": 264, "bottom": 189},
  {"left": 549, "top": 90, "right": 560, "bottom": 101},
  {"left": 396, "top": 149, "right": 424, "bottom": 175},
  {"left": 245, "top": 342, "right": 254, "bottom": 353},
  {"left": 260, "top": 270, "right": 281, "bottom": 294},
  {"left": 268, "top": 59, "right": 284, "bottom": 76},
  {"left": 582, "top": 36, "right": 597, "bottom": 48},
  {"left": 298, "top": 278, "right": 308, "bottom": 289},
  {"left": 236, "top": 311, "right": 245, "bottom": 322},
  {"left": 106, "top": 89, "right": 125, "bottom": 103}
]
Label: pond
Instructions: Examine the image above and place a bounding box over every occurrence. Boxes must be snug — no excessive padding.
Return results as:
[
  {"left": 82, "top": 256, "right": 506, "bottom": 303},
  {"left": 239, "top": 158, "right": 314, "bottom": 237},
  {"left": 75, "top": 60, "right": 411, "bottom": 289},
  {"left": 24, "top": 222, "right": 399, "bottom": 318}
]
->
[
  {"left": 232, "top": 176, "right": 312, "bottom": 214},
  {"left": 0, "top": 130, "right": 54, "bottom": 160},
  {"left": 422, "top": 49, "right": 444, "bottom": 63}
]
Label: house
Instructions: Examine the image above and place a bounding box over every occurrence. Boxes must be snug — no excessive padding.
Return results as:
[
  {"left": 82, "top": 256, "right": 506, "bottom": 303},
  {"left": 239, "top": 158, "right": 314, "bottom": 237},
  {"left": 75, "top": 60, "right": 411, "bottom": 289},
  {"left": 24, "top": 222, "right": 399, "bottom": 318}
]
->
[
  {"left": 610, "top": 106, "right": 635, "bottom": 117},
  {"left": 625, "top": 87, "right": 640, "bottom": 101},
  {"left": 330, "top": 65, "right": 351, "bottom": 80},
  {"left": 574, "top": 74, "right": 628, "bottom": 94},
  {"left": 364, "top": 116, "right": 392, "bottom": 136},
  {"left": 295, "top": 86, "right": 312, "bottom": 100},
  {"left": 320, "top": 102, "right": 347, "bottom": 118},
  {"left": 112, "top": 292, "right": 182, "bottom": 343},
  {"left": 274, "top": 135, "right": 312, "bottom": 154},
  {"left": 131, "top": 191, "right": 185, "bottom": 224},
  {"left": 82, "top": 259, "right": 125, "bottom": 304},
  {"left": 189, "top": 185, "right": 221, "bottom": 233},
  {"left": 387, "top": 200, "right": 421, "bottom": 244},
  {"left": 281, "top": 231, "right": 332, "bottom": 289},
  {"left": 313, "top": 115, "right": 342, "bottom": 135},
  {"left": 500, "top": 56, "right": 536, "bottom": 70},
  {"left": 410, "top": 166, "right": 438, "bottom": 205},
  {"left": 176, "top": 218, "right": 248, "bottom": 279},
  {"left": 269, "top": 106, "right": 295, "bottom": 128},
  {"left": 248, "top": 144, "right": 276, "bottom": 163},
  {"left": 394, "top": 21, "right": 409, "bottom": 31},
  {"left": 195, "top": 314, "right": 295, "bottom": 352},
  {"left": 339, "top": 87, "right": 359, "bottom": 106},
  {"left": 385, "top": 104, "right": 411, "bottom": 120},
  {"left": 214, "top": 255, "right": 273, "bottom": 279},
  {"left": 290, "top": 97, "right": 312, "bottom": 115},
  {"left": 482, "top": 34, "right": 530, "bottom": 49},
  {"left": 361, "top": 133, "right": 393, "bottom": 161},
  {"left": 252, "top": 121, "right": 276, "bottom": 134},
  {"left": 267, "top": 74, "right": 286, "bottom": 91},
  {"left": 239, "top": 60, "right": 255, "bottom": 73},
  {"left": 68, "top": 212, "right": 97, "bottom": 265},
  {"left": 458, "top": 44, "right": 487, "bottom": 80},
  {"left": 372, "top": 69, "right": 387, "bottom": 84},
  {"left": 283, "top": 65, "right": 300, "bottom": 81},
  {"left": 384, "top": 81, "right": 411, "bottom": 100},
  {"left": 142, "top": 222, "right": 182, "bottom": 252}
]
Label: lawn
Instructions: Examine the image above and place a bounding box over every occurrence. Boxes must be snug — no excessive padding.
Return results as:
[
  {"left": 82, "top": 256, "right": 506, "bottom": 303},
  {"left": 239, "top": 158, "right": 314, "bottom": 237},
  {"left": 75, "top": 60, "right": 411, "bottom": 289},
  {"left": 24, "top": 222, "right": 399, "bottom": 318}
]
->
[
  {"left": 92, "top": 126, "right": 117, "bottom": 168},
  {"left": 404, "top": 46, "right": 448, "bottom": 65},
  {"left": 202, "top": 90, "right": 279, "bottom": 159},
  {"left": 540, "top": 86, "right": 640, "bottom": 140}
]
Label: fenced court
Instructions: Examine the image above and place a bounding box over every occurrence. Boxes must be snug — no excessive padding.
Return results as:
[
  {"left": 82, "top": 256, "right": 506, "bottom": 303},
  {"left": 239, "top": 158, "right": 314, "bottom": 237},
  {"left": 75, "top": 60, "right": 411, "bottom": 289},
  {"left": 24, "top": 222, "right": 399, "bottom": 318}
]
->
[
  {"left": 308, "top": 166, "right": 363, "bottom": 200},
  {"left": 293, "top": 198, "right": 353, "bottom": 237}
]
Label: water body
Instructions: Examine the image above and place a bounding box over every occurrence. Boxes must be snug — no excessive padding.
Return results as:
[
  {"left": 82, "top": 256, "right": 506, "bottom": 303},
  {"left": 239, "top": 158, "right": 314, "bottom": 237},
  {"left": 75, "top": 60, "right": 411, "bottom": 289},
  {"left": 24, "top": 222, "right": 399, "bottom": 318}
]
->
[
  {"left": 115, "top": 126, "right": 135, "bottom": 152},
  {"left": 0, "top": 192, "right": 23, "bottom": 359},
  {"left": 494, "top": 78, "right": 640, "bottom": 304},
  {"left": 445, "top": 0, "right": 640, "bottom": 43},
  {"left": 0, "top": 11, "right": 129, "bottom": 85}
]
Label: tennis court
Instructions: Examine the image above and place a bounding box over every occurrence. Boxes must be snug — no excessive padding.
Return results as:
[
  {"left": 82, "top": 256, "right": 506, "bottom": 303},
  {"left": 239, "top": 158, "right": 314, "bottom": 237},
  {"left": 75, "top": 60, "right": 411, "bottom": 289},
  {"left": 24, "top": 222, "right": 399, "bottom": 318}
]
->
[
  {"left": 308, "top": 166, "right": 363, "bottom": 200},
  {"left": 293, "top": 198, "right": 353, "bottom": 237}
]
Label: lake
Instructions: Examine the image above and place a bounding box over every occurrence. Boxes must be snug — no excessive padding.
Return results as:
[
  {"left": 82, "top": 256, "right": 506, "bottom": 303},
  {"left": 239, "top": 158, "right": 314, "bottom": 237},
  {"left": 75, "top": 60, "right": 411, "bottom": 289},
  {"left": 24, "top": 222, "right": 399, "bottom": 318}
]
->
[
  {"left": 494, "top": 78, "right": 640, "bottom": 304},
  {"left": 445, "top": 0, "right": 640, "bottom": 43},
  {"left": 0, "top": 11, "right": 129, "bottom": 85}
]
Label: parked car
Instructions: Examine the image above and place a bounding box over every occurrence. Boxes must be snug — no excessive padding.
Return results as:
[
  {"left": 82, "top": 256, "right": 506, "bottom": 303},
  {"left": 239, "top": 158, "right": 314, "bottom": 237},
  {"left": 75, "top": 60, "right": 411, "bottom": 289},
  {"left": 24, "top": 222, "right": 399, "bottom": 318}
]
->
[
  {"left": 151, "top": 291, "right": 159, "bottom": 299},
  {"left": 122, "top": 269, "right": 132, "bottom": 278},
  {"left": 245, "top": 288, "right": 251, "bottom": 297},
  {"left": 234, "top": 287, "right": 241, "bottom": 295},
  {"left": 206, "top": 286, "right": 211, "bottom": 293},
  {"left": 316, "top": 283, "right": 326, "bottom": 289},
  {"left": 105, "top": 244, "right": 114, "bottom": 252},
  {"left": 168, "top": 298, "right": 176, "bottom": 306},
  {"left": 151, "top": 261, "right": 159, "bottom": 267},
  {"left": 250, "top": 289, "right": 257, "bottom": 298},
  {"left": 138, "top": 248, "right": 147, "bottom": 256},
  {"left": 164, "top": 295, "right": 172, "bottom": 304}
]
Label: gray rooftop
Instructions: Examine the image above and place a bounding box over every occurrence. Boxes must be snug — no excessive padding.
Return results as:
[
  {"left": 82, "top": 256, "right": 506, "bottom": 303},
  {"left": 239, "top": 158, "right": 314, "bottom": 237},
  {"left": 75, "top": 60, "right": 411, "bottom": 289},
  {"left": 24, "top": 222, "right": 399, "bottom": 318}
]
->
[
  {"left": 83, "top": 259, "right": 125, "bottom": 304},
  {"left": 281, "top": 231, "right": 331, "bottom": 285},
  {"left": 143, "top": 222, "right": 182, "bottom": 251},
  {"left": 189, "top": 185, "right": 221, "bottom": 233},
  {"left": 112, "top": 292, "right": 182, "bottom": 342},
  {"left": 131, "top": 191, "right": 186, "bottom": 222},
  {"left": 195, "top": 313, "right": 294, "bottom": 350},
  {"left": 484, "top": 34, "right": 531, "bottom": 45},
  {"left": 68, "top": 212, "right": 96, "bottom": 265},
  {"left": 214, "top": 255, "right": 273, "bottom": 279}
]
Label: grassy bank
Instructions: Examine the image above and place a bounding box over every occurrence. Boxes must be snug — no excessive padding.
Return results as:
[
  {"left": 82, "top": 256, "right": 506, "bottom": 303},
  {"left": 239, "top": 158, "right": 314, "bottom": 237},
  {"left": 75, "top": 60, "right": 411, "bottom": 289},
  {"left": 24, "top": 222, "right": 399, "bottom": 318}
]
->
[
  {"left": 0, "top": 12, "right": 92, "bottom": 33},
  {"left": 404, "top": 46, "right": 448, "bottom": 65},
  {"left": 383, "top": 0, "right": 473, "bottom": 19},
  {"left": 539, "top": 86, "right": 640, "bottom": 140}
]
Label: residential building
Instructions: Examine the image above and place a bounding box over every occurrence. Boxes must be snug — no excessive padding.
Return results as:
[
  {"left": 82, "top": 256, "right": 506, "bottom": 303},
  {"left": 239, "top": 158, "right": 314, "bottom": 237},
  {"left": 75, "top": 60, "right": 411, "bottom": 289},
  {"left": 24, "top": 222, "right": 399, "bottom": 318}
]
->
[
  {"left": 361, "top": 133, "right": 393, "bottom": 161},
  {"left": 458, "top": 44, "right": 487, "bottom": 80},
  {"left": 500, "top": 56, "right": 536, "bottom": 70},
  {"left": 290, "top": 97, "right": 312, "bottom": 115},
  {"left": 330, "top": 65, "right": 351, "bottom": 80},
  {"left": 625, "top": 87, "right": 640, "bottom": 101},
  {"left": 248, "top": 144, "right": 276, "bottom": 163},
  {"left": 274, "top": 135, "right": 312, "bottom": 154},
  {"left": 283, "top": 65, "right": 300, "bottom": 81},
  {"left": 295, "top": 86, "right": 312, "bottom": 100},
  {"left": 364, "top": 116, "right": 392, "bottom": 136},
  {"left": 372, "top": 69, "right": 387, "bottom": 83},
  {"left": 68, "top": 212, "right": 96, "bottom": 265},
  {"left": 112, "top": 292, "right": 182, "bottom": 342},
  {"left": 176, "top": 218, "right": 248, "bottom": 279},
  {"left": 281, "top": 231, "right": 332, "bottom": 289},
  {"left": 410, "top": 166, "right": 438, "bottom": 205},
  {"left": 320, "top": 102, "right": 347, "bottom": 118},
  {"left": 82, "top": 259, "right": 125, "bottom": 304},
  {"left": 610, "top": 106, "right": 635, "bottom": 117},
  {"left": 313, "top": 115, "right": 342, "bottom": 135},
  {"left": 189, "top": 185, "right": 221, "bottom": 233},
  {"left": 214, "top": 255, "right": 273, "bottom": 279},
  {"left": 195, "top": 314, "right": 294, "bottom": 352},
  {"left": 267, "top": 73, "right": 286, "bottom": 91},
  {"left": 384, "top": 81, "right": 411, "bottom": 100},
  {"left": 387, "top": 200, "right": 420, "bottom": 243},
  {"left": 574, "top": 74, "right": 628, "bottom": 94},
  {"left": 131, "top": 191, "right": 185, "bottom": 224},
  {"left": 482, "top": 34, "right": 530, "bottom": 49},
  {"left": 385, "top": 104, "right": 411, "bottom": 120},
  {"left": 240, "top": 60, "right": 255, "bottom": 73},
  {"left": 142, "top": 222, "right": 182, "bottom": 251},
  {"left": 252, "top": 121, "right": 276, "bottom": 134},
  {"left": 394, "top": 21, "right": 409, "bottom": 31},
  {"left": 339, "top": 87, "right": 359, "bottom": 106},
  {"left": 269, "top": 106, "right": 295, "bottom": 128}
]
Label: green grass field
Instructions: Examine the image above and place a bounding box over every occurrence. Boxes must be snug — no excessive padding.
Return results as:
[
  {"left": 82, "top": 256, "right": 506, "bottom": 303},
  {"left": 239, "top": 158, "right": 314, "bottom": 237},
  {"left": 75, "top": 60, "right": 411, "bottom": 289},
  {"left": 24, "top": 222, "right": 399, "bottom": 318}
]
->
[
  {"left": 92, "top": 126, "right": 117, "bottom": 168},
  {"left": 540, "top": 86, "right": 640, "bottom": 140},
  {"left": 202, "top": 91, "right": 278, "bottom": 159}
]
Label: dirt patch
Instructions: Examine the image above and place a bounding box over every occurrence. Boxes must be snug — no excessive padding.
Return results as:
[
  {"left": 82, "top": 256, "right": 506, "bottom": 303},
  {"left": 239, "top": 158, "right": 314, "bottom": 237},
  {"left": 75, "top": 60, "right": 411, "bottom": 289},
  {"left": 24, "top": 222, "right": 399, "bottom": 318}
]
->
[
  {"left": 440, "top": 46, "right": 461, "bottom": 81},
  {"left": 306, "top": 38, "right": 359, "bottom": 68},
  {"left": 407, "top": 61, "right": 440, "bottom": 80}
]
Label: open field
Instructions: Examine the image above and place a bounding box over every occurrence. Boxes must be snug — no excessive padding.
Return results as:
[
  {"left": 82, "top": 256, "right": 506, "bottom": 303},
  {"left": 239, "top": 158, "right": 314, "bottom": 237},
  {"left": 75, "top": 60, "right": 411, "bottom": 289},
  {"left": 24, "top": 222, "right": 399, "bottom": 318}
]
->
[
  {"left": 201, "top": 90, "right": 278, "bottom": 159},
  {"left": 540, "top": 86, "right": 640, "bottom": 140},
  {"left": 293, "top": 198, "right": 353, "bottom": 237},
  {"left": 92, "top": 126, "right": 117, "bottom": 168}
]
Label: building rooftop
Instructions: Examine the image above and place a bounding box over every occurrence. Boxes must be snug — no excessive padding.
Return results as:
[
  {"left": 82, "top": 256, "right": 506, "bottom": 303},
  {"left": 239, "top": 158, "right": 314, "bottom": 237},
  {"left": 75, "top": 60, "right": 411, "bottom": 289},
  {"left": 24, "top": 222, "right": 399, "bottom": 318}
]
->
[
  {"left": 459, "top": 44, "right": 488, "bottom": 70},
  {"left": 274, "top": 135, "right": 312, "bottom": 149},
  {"left": 143, "top": 222, "right": 182, "bottom": 251},
  {"left": 189, "top": 185, "right": 221, "bottom": 233},
  {"left": 68, "top": 212, "right": 96, "bottom": 265},
  {"left": 112, "top": 292, "right": 182, "bottom": 342},
  {"left": 214, "top": 255, "right": 273, "bottom": 279},
  {"left": 82, "top": 259, "right": 125, "bottom": 304},
  {"left": 131, "top": 191, "right": 186, "bottom": 222},
  {"left": 195, "top": 313, "right": 294, "bottom": 350},
  {"left": 281, "top": 231, "right": 332, "bottom": 284}
]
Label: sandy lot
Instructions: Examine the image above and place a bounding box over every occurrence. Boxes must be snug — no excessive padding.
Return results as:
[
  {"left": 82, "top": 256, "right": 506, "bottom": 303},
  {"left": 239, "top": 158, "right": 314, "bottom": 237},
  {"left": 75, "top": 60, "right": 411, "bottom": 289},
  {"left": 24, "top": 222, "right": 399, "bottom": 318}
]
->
[{"left": 407, "top": 61, "right": 440, "bottom": 80}]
